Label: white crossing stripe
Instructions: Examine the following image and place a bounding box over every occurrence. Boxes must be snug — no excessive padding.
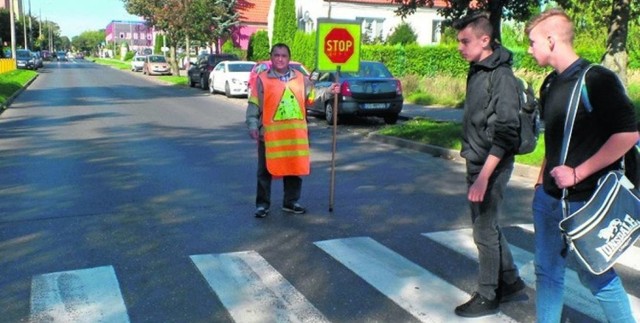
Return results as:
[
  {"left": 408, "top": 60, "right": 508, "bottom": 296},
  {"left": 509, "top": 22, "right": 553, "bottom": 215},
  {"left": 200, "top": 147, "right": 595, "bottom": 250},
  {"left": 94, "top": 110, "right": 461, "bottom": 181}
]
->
[
  {"left": 515, "top": 223, "right": 640, "bottom": 271},
  {"left": 423, "top": 227, "right": 640, "bottom": 322},
  {"left": 315, "top": 237, "right": 518, "bottom": 323},
  {"left": 190, "top": 251, "right": 329, "bottom": 323},
  {"left": 30, "top": 265, "right": 130, "bottom": 323}
]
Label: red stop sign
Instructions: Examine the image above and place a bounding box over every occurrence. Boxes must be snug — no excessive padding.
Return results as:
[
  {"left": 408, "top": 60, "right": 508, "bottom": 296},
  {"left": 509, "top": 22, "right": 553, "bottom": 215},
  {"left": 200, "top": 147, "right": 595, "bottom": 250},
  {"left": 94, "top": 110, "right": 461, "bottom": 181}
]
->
[{"left": 324, "top": 28, "right": 355, "bottom": 64}]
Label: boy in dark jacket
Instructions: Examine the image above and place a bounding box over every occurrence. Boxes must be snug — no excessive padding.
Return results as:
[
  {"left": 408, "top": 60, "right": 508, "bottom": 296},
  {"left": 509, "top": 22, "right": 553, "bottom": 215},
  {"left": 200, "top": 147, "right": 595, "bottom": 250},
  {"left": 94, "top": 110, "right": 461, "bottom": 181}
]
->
[{"left": 453, "top": 12, "right": 525, "bottom": 318}]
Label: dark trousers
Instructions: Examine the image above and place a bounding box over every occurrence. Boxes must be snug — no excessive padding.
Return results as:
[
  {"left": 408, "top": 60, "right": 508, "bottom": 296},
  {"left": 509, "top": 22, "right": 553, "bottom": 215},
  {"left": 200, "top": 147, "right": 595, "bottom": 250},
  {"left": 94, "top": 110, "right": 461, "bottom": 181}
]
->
[
  {"left": 256, "top": 140, "right": 302, "bottom": 209},
  {"left": 467, "top": 164, "right": 519, "bottom": 300}
]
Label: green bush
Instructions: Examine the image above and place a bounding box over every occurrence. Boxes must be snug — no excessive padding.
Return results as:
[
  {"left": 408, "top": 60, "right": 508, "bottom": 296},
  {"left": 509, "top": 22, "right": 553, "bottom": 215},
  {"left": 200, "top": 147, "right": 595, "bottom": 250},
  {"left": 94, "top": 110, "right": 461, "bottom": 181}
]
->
[
  {"left": 222, "top": 39, "right": 246, "bottom": 60},
  {"left": 387, "top": 22, "right": 418, "bottom": 46},
  {"left": 291, "top": 31, "right": 317, "bottom": 70},
  {"left": 247, "top": 30, "right": 270, "bottom": 62},
  {"left": 124, "top": 50, "right": 136, "bottom": 61}
]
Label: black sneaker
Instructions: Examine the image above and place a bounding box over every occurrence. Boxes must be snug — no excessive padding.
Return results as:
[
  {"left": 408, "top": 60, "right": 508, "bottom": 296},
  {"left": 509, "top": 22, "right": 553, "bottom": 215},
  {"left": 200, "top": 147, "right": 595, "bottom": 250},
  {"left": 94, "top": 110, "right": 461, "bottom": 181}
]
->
[
  {"left": 282, "top": 203, "right": 306, "bottom": 214},
  {"left": 255, "top": 207, "right": 269, "bottom": 218},
  {"left": 454, "top": 292, "right": 499, "bottom": 318},
  {"left": 497, "top": 277, "right": 526, "bottom": 302}
]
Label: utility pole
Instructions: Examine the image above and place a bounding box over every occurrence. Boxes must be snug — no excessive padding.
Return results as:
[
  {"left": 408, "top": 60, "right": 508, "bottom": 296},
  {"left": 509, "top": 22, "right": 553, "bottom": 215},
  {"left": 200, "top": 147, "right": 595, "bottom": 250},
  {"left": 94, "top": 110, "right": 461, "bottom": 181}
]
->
[
  {"left": 10, "top": 0, "right": 17, "bottom": 58},
  {"left": 22, "top": 0, "right": 27, "bottom": 49},
  {"left": 28, "top": 0, "right": 32, "bottom": 50}
]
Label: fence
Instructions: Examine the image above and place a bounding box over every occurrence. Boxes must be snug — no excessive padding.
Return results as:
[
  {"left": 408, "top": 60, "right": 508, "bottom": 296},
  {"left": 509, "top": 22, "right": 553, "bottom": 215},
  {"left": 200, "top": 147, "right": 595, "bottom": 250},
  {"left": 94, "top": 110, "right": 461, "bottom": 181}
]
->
[{"left": 0, "top": 59, "right": 16, "bottom": 74}]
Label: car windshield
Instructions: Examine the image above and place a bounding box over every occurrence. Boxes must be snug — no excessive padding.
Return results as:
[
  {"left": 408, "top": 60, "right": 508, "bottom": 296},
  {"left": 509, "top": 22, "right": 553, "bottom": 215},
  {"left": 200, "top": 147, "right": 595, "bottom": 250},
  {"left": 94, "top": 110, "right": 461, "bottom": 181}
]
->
[
  {"left": 228, "top": 63, "right": 254, "bottom": 72},
  {"left": 149, "top": 56, "right": 166, "bottom": 63},
  {"left": 16, "top": 51, "right": 30, "bottom": 58},
  {"left": 341, "top": 62, "right": 392, "bottom": 78},
  {"left": 135, "top": 57, "right": 145, "bottom": 62}
]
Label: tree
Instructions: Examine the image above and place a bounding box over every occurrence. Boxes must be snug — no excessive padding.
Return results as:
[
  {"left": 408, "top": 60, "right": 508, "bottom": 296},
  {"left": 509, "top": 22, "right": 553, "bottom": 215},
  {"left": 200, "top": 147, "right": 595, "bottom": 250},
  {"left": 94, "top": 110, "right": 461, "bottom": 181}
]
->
[
  {"left": 391, "top": 0, "right": 541, "bottom": 44},
  {"left": 191, "top": 0, "right": 240, "bottom": 54},
  {"left": 247, "top": 30, "right": 270, "bottom": 61},
  {"left": 71, "top": 30, "right": 105, "bottom": 54},
  {"left": 272, "top": 0, "right": 297, "bottom": 45},
  {"left": 387, "top": 22, "right": 418, "bottom": 45}
]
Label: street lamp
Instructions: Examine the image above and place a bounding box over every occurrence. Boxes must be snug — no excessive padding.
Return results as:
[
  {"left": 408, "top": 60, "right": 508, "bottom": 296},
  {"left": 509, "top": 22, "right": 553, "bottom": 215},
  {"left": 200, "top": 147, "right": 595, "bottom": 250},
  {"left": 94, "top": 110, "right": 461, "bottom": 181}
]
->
[{"left": 9, "top": 0, "right": 17, "bottom": 58}]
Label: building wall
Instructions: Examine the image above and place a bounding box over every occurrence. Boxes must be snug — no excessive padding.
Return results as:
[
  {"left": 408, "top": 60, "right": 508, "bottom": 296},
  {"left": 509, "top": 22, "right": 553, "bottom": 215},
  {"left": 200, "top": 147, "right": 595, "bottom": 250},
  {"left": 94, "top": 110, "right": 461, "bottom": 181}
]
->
[
  {"left": 292, "top": 0, "right": 444, "bottom": 45},
  {"left": 105, "top": 20, "right": 153, "bottom": 52}
]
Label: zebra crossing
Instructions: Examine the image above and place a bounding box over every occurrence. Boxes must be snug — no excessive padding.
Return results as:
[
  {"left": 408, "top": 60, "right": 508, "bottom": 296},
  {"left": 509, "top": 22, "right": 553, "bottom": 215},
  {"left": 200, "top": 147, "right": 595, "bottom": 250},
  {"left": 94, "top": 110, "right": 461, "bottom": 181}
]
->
[{"left": 28, "top": 225, "right": 640, "bottom": 322}]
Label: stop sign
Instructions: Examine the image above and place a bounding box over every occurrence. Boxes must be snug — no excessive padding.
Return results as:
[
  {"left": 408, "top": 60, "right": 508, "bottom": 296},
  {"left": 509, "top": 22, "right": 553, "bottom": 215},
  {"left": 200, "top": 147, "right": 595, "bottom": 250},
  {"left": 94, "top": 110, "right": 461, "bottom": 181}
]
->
[{"left": 324, "top": 28, "right": 355, "bottom": 64}]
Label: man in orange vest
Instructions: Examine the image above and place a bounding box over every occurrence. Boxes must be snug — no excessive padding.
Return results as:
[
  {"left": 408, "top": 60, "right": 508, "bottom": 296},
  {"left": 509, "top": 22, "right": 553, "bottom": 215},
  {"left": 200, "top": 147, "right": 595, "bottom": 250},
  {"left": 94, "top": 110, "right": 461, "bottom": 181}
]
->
[{"left": 246, "top": 43, "right": 338, "bottom": 218}]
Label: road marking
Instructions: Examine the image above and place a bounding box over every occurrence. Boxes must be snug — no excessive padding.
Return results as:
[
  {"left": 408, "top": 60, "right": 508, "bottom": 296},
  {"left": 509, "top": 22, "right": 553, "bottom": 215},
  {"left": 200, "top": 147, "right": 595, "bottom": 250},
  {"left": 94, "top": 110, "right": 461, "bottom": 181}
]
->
[
  {"left": 515, "top": 223, "right": 640, "bottom": 271},
  {"left": 190, "top": 251, "right": 329, "bottom": 323},
  {"left": 315, "top": 237, "right": 517, "bottom": 323},
  {"left": 423, "top": 227, "right": 640, "bottom": 322},
  {"left": 30, "top": 265, "right": 129, "bottom": 323}
]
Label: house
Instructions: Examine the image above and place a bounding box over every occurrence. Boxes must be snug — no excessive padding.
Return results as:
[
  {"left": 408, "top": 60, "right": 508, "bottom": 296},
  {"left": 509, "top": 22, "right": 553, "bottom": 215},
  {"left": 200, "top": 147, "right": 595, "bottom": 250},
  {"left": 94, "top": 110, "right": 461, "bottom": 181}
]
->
[{"left": 232, "top": 0, "right": 447, "bottom": 50}]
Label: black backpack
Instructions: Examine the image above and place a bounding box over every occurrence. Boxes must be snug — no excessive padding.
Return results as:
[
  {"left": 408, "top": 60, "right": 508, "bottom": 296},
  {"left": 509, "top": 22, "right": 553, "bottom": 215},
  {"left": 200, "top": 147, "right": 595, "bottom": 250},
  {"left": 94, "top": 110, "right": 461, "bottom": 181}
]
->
[{"left": 488, "top": 69, "right": 541, "bottom": 155}]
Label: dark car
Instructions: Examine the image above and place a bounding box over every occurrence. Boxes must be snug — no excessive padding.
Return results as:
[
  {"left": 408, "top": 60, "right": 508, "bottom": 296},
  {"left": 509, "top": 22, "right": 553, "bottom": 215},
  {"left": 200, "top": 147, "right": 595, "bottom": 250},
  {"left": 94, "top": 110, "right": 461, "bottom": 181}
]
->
[
  {"left": 187, "top": 53, "right": 239, "bottom": 90},
  {"left": 16, "top": 49, "right": 36, "bottom": 70},
  {"left": 308, "top": 61, "right": 403, "bottom": 125}
]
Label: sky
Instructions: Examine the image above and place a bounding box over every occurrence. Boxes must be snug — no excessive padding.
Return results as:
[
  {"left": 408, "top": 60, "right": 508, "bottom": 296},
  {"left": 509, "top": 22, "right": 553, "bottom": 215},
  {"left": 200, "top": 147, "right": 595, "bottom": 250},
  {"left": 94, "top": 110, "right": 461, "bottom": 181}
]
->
[{"left": 29, "top": 0, "right": 142, "bottom": 38}]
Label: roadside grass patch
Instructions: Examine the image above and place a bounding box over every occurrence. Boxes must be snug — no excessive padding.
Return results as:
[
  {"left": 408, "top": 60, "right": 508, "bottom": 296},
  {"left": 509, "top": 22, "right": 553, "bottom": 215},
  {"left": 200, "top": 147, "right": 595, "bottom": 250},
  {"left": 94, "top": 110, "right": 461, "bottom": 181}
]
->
[
  {"left": 0, "top": 69, "right": 37, "bottom": 107},
  {"left": 159, "top": 75, "right": 188, "bottom": 86},
  {"left": 380, "top": 117, "right": 545, "bottom": 167}
]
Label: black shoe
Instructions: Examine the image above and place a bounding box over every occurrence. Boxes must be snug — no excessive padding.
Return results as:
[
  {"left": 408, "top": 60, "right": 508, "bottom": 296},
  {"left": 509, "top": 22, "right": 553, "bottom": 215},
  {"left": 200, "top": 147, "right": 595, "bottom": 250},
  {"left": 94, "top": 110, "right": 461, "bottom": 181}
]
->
[
  {"left": 454, "top": 292, "right": 499, "bottom": 318},
  {"left": 497, "top": 277, "right": 526, "bottom": 302},
  {"left": 255, "top": 207, "right": 269, "bottom": 218},
  {"left": 282, "top": 203, "right": 306, "bottom": 214}
]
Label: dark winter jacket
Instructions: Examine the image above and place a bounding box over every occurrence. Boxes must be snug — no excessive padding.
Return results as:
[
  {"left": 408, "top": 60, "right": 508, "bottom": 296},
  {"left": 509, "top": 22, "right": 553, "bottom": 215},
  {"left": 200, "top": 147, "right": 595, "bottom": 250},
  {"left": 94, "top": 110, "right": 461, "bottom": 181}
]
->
[{"left": 460, "top": 46, "right": 520, "bottom": 173}]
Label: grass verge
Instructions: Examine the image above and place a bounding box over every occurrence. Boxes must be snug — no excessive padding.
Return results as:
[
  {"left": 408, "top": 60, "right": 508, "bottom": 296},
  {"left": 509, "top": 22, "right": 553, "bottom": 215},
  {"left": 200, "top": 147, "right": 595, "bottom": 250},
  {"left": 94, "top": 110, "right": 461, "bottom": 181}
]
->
[
  {"left": 379, "top": 117, "right": 545, "bottom": 167},
  {"left": 0, "top": 69, "right": 38, "bottom": 108}
]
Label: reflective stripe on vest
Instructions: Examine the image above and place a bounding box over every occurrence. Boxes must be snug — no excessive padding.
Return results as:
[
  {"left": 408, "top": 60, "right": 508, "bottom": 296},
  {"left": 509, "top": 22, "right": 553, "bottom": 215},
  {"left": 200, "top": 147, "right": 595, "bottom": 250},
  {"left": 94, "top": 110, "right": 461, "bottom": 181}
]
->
[{"left": 260, "top": 70, "right": 310, "bottom": 176}]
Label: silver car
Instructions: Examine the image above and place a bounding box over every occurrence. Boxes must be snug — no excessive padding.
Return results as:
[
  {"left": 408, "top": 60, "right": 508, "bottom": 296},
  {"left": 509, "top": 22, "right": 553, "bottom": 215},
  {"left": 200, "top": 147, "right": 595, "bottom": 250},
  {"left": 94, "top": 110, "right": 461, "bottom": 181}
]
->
[{"left": 131, "top": 56, "right": 145, "bottom": 72}]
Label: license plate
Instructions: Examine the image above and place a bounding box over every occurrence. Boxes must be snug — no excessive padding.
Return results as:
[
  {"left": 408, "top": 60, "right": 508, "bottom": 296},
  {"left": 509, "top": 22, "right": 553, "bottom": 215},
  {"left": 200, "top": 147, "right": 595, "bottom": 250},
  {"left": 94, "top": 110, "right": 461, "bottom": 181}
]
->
[{"left": 363, "top": 103, "right": 387, "bottom": 109}]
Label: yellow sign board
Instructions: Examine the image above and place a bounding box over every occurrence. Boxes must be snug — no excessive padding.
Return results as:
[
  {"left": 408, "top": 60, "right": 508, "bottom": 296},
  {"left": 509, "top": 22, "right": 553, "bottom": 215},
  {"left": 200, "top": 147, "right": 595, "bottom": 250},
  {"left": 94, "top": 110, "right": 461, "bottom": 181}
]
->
[{"left": 316, "top": 19, "right": 361, "bottom": 72}]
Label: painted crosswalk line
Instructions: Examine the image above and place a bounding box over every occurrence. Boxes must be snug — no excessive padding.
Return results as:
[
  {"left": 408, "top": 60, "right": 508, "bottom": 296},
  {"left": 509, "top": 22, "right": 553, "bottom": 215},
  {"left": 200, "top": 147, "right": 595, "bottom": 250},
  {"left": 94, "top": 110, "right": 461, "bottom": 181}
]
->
[
  {"left": 190, "top": 251, "right": 329, "bottom": 323},
  {"left": 423, "top": 227, "right": 640, "bottom": 322},
  {"left": 315, "top": 236, "right": 517, "bottom": 323},
  {"left": 30, "top": 265, "right": 130, "bottom": 323}
]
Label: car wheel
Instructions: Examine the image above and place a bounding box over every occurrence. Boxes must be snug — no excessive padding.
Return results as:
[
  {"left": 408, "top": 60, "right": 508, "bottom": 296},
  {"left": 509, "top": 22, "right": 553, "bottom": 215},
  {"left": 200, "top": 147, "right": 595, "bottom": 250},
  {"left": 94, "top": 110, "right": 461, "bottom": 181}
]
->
[
  {"left": 200, "top": 76, "right": 208, "bottom": 90},
  {"left": 209, "top": 79, "right": 215, "bottom": 94},
  {"left": 384, "top": 114, "right": 399, "bottom": 125},
  {"left": 189, "top": 77, "right": 195, "bottom": 87},
  {"left": 225, "top": 82, "right": 231, "bottom": 98},
  {"left": 325, "top": 101, "right": 336, "bottom": 125}
]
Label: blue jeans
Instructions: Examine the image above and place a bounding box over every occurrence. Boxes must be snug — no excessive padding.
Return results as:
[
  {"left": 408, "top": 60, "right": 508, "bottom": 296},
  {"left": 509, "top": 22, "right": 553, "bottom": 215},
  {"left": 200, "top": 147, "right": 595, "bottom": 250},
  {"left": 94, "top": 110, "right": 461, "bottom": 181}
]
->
[{"left": 532, "top": 187, "right": 635, "bottom": 323}]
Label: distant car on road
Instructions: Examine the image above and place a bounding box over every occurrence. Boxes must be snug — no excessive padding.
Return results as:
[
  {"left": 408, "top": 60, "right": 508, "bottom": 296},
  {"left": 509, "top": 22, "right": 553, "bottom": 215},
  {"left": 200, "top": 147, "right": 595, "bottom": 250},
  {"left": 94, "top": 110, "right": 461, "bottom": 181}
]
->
[
  {"left": 56, "top": 51, "right": 67, "bottom": 61},
  {"left": 187, "top": 53, "right": 239, "bottom": 89},
  {"left": 143, "top": 55, "right": 172, "bottom": 76},
  {"left": 131, "top": 56, "right": 145, "bottom": 72},
  {"left": 308, "top": 61, "right": 403, "bottom": 125},
  {"left": 247, "top": 60, "right": 309, "bottom": 92},
  {"left": 208, "top": 60, "right": 256, "bottom": 98},
  {"left": 16, "top": 49, "right": 36, "bottom": 70}
]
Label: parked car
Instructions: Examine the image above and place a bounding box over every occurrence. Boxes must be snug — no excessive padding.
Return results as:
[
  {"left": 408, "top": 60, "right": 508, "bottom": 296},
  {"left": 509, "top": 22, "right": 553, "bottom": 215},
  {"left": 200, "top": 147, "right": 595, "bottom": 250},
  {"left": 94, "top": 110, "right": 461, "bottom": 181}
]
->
[
  {"left": 187, "top": 53, "right": 239, "bottom": 90},
  {"left": 32, "top": 51, "right": 43, "bottom": 68},
  {"left": 308, "top": 61, "right": 403, "bottom": 125},
  {"left": 131, "top": 56, "right": 146, "bottom": 72},
  {"left": 16, "top": 49, "right": 36, "bottom": 70},
  {"left": 247, "top": 60, "right": 309, "bottom": 91},
  {"left": 143, "top": 55, "right": 172, "bottom": 76},
  {"left": 208, "top": 60, "right": 256, "bottom": 97}
]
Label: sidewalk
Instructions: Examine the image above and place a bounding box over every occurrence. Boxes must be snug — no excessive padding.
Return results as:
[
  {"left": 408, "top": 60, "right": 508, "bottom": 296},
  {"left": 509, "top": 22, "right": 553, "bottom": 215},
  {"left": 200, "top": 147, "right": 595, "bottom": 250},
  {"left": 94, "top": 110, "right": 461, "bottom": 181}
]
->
[{"left": 370, "top": 103, "right": 540, "bottom": 181}]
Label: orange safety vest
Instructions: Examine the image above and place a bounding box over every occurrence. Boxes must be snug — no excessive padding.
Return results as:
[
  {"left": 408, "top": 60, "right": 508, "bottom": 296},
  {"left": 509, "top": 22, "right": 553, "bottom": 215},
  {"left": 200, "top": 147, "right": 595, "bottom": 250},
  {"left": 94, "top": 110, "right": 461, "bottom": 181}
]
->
[{"left": 259, "top": 70, "right": 310, "bottom": 176}]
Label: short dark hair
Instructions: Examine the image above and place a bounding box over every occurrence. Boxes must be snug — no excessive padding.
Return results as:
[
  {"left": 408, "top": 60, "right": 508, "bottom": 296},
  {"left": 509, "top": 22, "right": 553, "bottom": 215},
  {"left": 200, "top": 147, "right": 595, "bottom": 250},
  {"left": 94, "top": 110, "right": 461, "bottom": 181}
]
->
[
  {"left": 453, "top": 12, "right": 495, "bottom": 46},
  {"left": 270, "top": 43, "right": 291, "bottom": 56}
]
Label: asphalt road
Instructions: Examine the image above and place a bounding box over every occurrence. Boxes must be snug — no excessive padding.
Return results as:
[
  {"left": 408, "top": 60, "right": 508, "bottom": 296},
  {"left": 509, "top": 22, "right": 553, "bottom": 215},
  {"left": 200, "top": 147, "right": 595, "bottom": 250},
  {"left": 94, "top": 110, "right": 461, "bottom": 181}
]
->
[{"left": 0, "top": 59, "right": 638, "bottom": 323}]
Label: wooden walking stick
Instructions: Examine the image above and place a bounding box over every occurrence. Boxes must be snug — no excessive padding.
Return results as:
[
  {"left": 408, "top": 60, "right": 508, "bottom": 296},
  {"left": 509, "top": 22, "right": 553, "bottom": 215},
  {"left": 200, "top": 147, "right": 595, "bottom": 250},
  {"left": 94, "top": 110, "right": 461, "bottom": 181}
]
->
[{"left": 329, "top": 66, "right": 340, "bottom": 212}]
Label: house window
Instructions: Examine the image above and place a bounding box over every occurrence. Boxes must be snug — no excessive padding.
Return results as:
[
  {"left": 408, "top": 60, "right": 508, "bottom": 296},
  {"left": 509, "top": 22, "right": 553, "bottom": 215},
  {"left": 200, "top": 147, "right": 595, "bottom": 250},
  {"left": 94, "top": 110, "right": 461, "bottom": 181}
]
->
[
  {"left": 432, "top": 20, "right": 444, "bottom": 43},
  {"left": 357, "top": 17, "right": 385, "bottom": 43}
]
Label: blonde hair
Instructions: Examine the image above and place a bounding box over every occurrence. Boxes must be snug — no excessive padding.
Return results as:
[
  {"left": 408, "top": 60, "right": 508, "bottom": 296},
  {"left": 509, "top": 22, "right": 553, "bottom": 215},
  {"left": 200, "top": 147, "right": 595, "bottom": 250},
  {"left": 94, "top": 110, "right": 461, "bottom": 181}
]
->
[{"left": 525, "top": 8, "right": 575, "bottom": 43}]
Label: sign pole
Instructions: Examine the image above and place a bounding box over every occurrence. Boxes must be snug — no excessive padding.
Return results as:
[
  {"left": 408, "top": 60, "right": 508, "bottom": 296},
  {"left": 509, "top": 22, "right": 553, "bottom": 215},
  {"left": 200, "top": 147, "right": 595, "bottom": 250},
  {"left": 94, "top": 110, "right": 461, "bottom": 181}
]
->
[{"left": 329, "top": 66, "right": 341, "bottom": 212}]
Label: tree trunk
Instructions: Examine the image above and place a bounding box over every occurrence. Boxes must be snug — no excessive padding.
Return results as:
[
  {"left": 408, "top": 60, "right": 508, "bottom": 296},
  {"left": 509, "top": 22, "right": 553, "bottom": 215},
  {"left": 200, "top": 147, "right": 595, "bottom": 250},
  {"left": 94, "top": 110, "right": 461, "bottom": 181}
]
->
[
  {"left": 602, "top": 0, "right": 630, "bottom": 85},
  {"left": 488, "top": 0, "right": 503, "bottom": 45}
]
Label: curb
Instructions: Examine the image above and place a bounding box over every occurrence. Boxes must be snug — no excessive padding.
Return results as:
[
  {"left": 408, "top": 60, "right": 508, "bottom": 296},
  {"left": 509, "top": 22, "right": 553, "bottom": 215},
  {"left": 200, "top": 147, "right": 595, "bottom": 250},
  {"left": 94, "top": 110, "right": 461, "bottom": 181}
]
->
[
  {"left": 1, "top": 72, "right": 39, "bottom": 113},
  {"left": 367, "top": 132, "right": 540, "bottom": 181}
]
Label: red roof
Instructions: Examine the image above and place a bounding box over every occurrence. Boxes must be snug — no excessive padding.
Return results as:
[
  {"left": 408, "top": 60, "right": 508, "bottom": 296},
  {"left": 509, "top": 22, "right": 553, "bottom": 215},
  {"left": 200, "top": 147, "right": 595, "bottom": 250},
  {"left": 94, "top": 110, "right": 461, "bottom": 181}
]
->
[{"left": 238, "top": 0, "right": 271, "bottom": 25}]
